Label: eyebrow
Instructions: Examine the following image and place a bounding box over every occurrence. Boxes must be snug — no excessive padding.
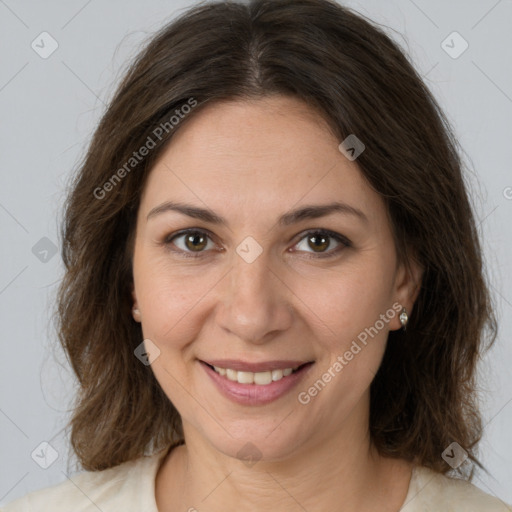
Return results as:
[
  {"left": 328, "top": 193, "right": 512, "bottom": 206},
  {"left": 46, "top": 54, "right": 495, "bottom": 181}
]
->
[{"left": 146, "top": 200, "right": 368, "bottom": 226}]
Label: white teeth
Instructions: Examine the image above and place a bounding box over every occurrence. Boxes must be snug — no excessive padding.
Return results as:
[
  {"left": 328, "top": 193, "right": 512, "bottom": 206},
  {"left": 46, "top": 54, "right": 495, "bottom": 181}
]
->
[
  {"left": 212, "top": 365, "right": 300, "bottom": 385},
  {"left": 237, "top": 371, "right": 254, "bottom": 384},
  {"left": 226, "top": 369, "right": 237, "bottom": 381},
  {"left": 271, "top": 369, "right": 283, "bottom": 381},
  {"left": 254, "top": 371, "right": 272, "bottom": 385},
  {"left": 213, "top": 366, "right": 226, "bottom": 376}
]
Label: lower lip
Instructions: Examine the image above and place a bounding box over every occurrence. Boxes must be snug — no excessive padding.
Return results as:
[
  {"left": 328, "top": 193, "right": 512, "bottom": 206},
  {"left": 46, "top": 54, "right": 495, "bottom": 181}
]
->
[{"left": 200, "top": 361, "right": 314, "bottom": 406}]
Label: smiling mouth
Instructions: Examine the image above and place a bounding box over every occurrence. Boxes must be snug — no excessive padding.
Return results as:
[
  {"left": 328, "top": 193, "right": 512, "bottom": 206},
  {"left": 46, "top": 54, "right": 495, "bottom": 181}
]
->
[{"left": 202, "top": 362, "right": 313, "bottom": 386}]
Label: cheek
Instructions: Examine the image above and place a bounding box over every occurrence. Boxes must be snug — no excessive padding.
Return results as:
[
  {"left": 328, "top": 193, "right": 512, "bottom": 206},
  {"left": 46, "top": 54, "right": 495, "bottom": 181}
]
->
[
  {"left": 138, "top": 283, "right": 197, "bottom": 347},
  {"left": 292, "top": 257, "right": 395, "bottom": 348},
  {"left": 295, "top": 259, "right": 396, "bottom": 415},
  {"left": 133, "top": 262, "right": 209, "bottom": 411},
  {"left": 298, "top": 302, "right": 391, "bottom": 425},
  {"left": 133, "top": 253, "right": 220, "bottom": 349}
]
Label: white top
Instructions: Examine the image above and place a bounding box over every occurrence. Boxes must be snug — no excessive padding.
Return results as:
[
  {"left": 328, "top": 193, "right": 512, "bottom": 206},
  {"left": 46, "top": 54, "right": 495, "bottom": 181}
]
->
[{"left": 1, "top": 446, "right": 510, "bottom": 511}]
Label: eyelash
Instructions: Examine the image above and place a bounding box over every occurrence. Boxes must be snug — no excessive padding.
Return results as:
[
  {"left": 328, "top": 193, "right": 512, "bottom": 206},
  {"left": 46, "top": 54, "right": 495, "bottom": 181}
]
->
[{"left": 162, "top": 228, "right": 352, "bottom": 259}]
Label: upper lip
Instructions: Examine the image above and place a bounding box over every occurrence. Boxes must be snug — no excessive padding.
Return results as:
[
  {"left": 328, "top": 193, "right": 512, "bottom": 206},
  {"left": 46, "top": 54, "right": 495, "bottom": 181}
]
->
[{"left": 200, "top": 359, "right": 313, "bottom": 372}]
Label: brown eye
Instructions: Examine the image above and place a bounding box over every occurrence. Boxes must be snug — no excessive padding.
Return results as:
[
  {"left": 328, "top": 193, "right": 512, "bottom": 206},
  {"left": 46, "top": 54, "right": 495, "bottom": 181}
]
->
[
  {"left": 184, "top": 232, "right": 208, "bottom": 252},
  {"left": 294, "top": 229, "right": 351, "bottom": 258},
  {"left": 165, "top": 229, "right": 215, "bottom": 257},
  {"left": 307, "top": 233, "right": 330, "bottom": 252}
]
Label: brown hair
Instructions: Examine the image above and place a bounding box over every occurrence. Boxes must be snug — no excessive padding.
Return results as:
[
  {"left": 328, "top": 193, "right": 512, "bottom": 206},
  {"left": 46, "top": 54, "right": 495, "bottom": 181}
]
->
[{"left": 56, "top": 0, "right": 497, "bottom": 477}]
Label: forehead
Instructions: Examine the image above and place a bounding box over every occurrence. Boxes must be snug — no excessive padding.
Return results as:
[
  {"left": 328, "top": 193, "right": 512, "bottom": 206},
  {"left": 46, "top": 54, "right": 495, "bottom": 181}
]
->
[{"left": 139, "top": 96, "right": 385, "bottom": 227}]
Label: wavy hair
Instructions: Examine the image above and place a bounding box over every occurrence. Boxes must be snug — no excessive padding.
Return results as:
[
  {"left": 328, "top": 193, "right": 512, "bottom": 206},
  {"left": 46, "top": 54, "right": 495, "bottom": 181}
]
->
[{"left": 56, "top": 0, "right": 497, "bottom": 476}]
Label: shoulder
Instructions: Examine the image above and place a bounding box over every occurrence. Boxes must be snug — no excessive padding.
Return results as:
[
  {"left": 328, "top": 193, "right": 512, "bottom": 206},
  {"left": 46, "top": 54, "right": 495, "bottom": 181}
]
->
[
  {"left": 401, "top": 465, "right": 512, "bottom": 512},
  {"left": 0, "top": 447, "right": 169, "bottom": 512}
]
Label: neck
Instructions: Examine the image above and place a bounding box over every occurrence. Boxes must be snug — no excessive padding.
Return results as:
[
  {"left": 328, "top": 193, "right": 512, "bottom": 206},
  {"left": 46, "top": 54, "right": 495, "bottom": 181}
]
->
[{"left": 155, "top": 419, "right": 413, "bottom": 512}]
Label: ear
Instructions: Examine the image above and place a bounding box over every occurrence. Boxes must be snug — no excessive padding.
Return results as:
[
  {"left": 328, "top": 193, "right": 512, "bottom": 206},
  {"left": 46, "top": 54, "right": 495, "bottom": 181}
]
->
[
  {"left": 389, "top": 255, "right": 423, "bottom": 331},
  {"left": 131, "top": 285, "right": 141, "bottom": 322}
]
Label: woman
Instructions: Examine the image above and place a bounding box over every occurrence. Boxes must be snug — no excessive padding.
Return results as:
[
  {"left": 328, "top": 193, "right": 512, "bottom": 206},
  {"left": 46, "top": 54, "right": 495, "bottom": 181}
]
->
[{"left": 3, "top": 0, "right": 510, "bottom": 510}]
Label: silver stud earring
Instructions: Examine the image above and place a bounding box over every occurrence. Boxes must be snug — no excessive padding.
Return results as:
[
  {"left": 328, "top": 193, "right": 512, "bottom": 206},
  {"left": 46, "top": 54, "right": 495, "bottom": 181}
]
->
[
  {"left": 399, "top": 307, "right": 408, "bottom": 331},
  {"left": 132, "top": 307, "right": 140, "bottom": 317}
]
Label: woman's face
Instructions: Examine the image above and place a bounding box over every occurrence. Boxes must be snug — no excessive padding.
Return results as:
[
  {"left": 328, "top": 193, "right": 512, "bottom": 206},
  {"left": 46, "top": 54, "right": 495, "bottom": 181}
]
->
[{"left": 131, "top": 95, "right": 421, "bottom": 461}]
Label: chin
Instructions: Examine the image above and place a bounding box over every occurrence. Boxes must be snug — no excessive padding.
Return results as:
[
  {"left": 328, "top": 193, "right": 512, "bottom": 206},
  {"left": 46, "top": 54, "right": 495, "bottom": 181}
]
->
[{"left": 196, "top": 416, "right": 312, "bottom": 464}]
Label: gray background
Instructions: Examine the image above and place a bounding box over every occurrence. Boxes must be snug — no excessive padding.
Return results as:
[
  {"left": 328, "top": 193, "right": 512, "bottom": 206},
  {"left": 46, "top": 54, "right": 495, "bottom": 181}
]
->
[{"left": 1, "top": 0, "right": 511, "bottom": 506}]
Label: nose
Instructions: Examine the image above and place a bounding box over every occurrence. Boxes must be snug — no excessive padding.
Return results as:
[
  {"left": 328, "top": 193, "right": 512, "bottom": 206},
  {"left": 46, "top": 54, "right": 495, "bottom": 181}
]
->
[{"left": 215, "top": 247, "right": 294, "bottom": 345}]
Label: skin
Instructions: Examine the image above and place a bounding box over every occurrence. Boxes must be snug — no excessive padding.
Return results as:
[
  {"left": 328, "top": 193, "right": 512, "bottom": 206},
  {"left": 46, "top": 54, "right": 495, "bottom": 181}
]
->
[{"left": 131, "top": 95, "right": 423, "bottom": 512}]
